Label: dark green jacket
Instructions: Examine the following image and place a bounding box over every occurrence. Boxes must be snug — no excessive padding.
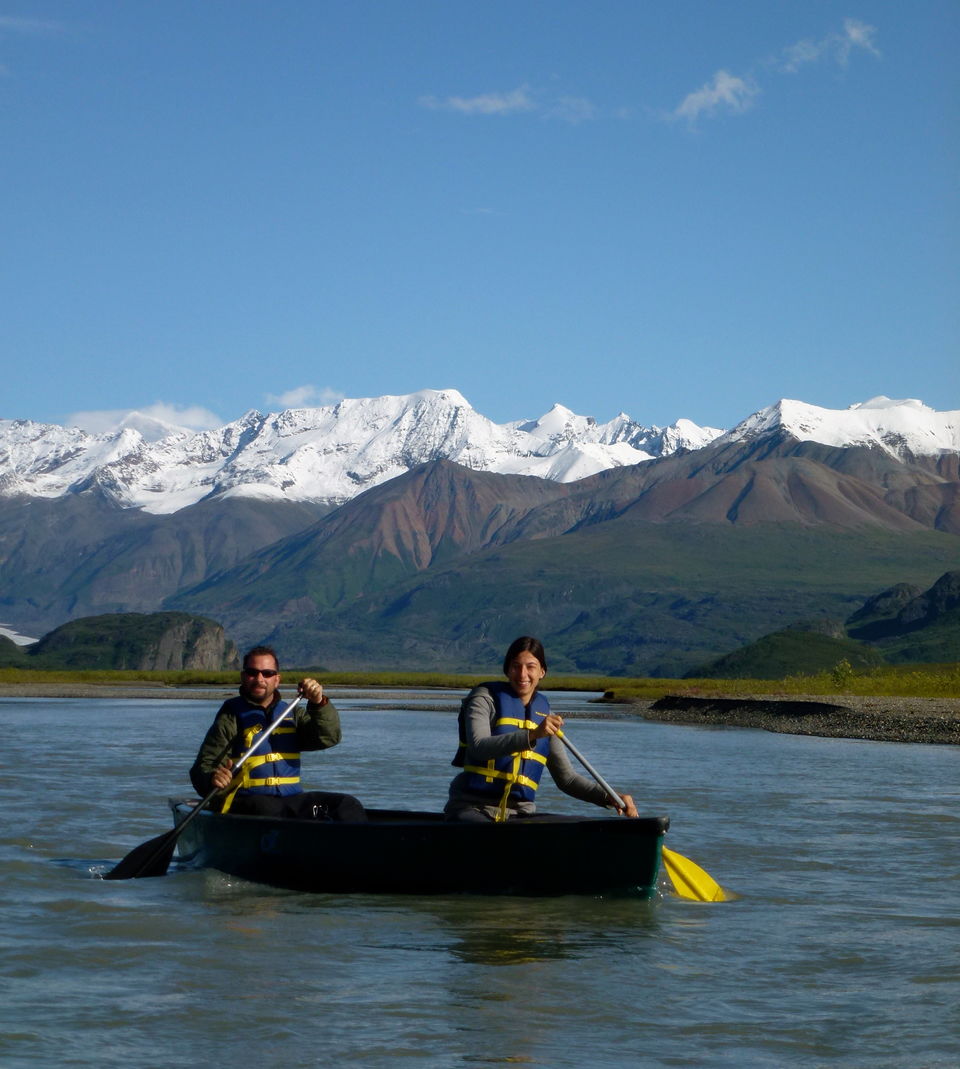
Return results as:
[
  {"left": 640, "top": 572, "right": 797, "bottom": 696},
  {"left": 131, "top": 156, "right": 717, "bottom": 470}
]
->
[{"left": 189, "top": 691, "right": 342, "bottom": 803}]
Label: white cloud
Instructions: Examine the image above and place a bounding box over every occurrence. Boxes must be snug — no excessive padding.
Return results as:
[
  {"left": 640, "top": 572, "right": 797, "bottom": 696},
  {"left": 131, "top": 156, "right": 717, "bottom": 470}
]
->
[
  {"left": 0, "top": 14, "right": 67, "bottom": 78},
  {"left": 544, "top": 95, "right": 597, "bottom": 125},
  {"left": 779, "top": 18, "right": 881, "bottom": 73},
  {"left": 673, "top": 70, "right": 759, "bottom": 123},
  {"left": 67, "top": 403, "right": 223, "bottom": 436},
  {"left": 265, "top": 385, "right": 345, "bottom": 409},
  {"left": 419, "top": 85, "right": 536, "bottom": 116},
  {"left": 140, "top": 402, "right": 224, "bottom": 429},
  {"left": 420, "top": 84, "right": 598, "bottom": 124},
  {"left": 671, "top": 19, "right": 881, "bottom": 124},
  {"left": 0, "top": 16, "right": 65, "bottom": 35},
  {"left": 840, "top": 18, "right": 882, "bottom": 61}
]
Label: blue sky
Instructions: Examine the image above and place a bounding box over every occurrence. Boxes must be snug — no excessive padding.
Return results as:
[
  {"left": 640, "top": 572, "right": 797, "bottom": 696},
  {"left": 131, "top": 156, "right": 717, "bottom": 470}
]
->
[{"left": 2, "top": 1, "right": 957, "bottom": 433}]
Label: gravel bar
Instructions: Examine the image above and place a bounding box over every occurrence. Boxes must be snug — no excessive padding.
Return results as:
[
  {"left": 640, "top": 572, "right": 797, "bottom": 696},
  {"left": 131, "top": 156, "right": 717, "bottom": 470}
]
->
[{"left": 633, "top": 694, "right": 960, "bottom": 745}]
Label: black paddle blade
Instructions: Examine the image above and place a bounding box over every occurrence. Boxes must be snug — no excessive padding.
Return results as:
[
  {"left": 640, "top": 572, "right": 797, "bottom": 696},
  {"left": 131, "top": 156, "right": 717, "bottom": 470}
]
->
[{"left": 102, "top": 829, "right": 178, "bottom": 880}]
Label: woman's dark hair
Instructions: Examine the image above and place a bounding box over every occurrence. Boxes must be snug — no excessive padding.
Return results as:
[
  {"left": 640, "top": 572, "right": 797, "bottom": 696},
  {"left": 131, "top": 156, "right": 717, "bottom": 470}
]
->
[{"left": 502, "top": 636, "right": 547, "bottom": 676}]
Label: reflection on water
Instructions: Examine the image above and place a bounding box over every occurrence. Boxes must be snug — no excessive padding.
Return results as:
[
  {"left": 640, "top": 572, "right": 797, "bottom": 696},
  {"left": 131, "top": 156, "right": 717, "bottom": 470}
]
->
[
  {"left": 379, "top": 894, "right": 663, "bottom": 967},
  {"left": 183, "top": 866, "right": 665, "bottom": 967}
]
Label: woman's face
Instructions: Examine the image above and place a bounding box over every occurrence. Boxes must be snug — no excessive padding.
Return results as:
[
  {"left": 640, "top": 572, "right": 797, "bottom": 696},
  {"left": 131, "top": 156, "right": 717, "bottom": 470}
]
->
[{"left": 507, "top": 650, "right": 545, "bottom": 701}]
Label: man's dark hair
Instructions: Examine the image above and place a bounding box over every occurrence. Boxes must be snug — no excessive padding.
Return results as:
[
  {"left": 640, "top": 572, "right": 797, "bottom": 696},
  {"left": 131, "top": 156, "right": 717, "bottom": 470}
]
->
[
  {"left": 242, "top": 645, "right": 280, "bottom": 671},
  {"left": 502, "top": 636, "right": 547, "bottom": 675}
]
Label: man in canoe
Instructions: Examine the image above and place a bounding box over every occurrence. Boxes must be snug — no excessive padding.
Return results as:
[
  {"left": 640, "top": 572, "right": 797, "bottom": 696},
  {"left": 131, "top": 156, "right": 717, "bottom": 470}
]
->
[
  {"left": 190, "top": 645, "right": 366, "bottom": 821},
  {"left": 445, "top": 635, "right": 638, "bottom": 823}
]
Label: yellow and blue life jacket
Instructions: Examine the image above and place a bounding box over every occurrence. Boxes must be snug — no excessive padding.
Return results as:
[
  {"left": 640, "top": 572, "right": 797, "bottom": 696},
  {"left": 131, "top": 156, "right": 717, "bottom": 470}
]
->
[
  {"left": 453, "top": 682, "right": 551, "bottom": 818},
  {"left": 221, "top": 701, "right": 301, "bottom": 813}
]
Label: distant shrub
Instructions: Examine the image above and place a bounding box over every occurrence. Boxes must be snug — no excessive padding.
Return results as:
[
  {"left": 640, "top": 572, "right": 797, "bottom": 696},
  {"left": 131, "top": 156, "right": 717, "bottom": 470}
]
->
[{"left": 831, "top": 658, "right": 855, "bottom": 690}]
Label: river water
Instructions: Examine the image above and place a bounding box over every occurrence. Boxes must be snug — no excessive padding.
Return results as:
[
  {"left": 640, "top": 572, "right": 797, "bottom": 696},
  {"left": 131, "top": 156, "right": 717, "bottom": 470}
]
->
[{"left": 1, "top": 690, "right": 957, "bottom": 1068}]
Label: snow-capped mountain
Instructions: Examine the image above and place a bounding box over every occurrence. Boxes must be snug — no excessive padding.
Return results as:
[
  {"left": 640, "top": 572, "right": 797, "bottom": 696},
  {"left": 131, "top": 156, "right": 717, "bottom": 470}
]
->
[
  {"left": 723, "top": 397, "right": 960, "bottom": 457},
  {"left": 2, "top": 390, "right": 957, "bottom": 663},
  {"left": 0, "top": 391, "right": 955, "bottom": 517},
  {"left": 0, "top": 389, "right": 722, "bottom": 515}
]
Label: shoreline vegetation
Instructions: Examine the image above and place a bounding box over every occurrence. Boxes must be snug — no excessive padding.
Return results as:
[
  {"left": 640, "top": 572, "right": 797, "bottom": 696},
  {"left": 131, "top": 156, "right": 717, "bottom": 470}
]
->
[{"left": 2, "top": 663, "right": 957, "bottom": 746}]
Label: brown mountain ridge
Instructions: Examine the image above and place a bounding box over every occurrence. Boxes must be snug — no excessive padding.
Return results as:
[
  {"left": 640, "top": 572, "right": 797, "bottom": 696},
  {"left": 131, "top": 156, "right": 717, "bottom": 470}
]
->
[{"left": 165, "top": 433, "right": 960, "bottom": 671}]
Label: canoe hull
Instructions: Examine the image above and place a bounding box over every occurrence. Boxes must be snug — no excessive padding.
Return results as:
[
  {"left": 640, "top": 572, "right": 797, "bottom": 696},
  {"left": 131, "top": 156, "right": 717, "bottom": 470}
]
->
[{"left": 169, "top": 802, "right": 668, "bottom": 897}]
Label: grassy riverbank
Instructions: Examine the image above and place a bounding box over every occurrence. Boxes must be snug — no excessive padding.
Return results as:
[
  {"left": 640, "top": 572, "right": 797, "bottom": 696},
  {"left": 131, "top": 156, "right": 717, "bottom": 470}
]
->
[
  {"left": 1, "top": 660, "right": 957, "bottom": 698},
  {"left": 2, "top": 664, "right": 957, "bottom": 744},
  {"left": 609, "top": 661, "right": 960, "bottom": 700}
]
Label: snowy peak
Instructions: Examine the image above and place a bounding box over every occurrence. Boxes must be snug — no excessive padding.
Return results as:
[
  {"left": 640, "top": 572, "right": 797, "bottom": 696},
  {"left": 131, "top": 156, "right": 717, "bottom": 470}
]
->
[
  {"left": 1, "top": 390, "right": 717, "bottom": 514},
  {"left": 512, "top": 406, "right": 723, "bottom": 458},
  {"left": 515, "top": 403, "right": 595, "bottom": 440},
  {"left": 723, "top": 397, "right": 960, "bottom": 458},
  {"left": 1, "top": 392, "right": 954, "bottom": 515},
  {"left": 0, "top": 418, "right": 147, "bottom": 498}
]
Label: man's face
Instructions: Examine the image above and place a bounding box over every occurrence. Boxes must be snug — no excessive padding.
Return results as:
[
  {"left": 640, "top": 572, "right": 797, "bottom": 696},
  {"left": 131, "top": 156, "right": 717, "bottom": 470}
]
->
[{"left": 240, "top": 653, "right": 281, "bottom": 707}]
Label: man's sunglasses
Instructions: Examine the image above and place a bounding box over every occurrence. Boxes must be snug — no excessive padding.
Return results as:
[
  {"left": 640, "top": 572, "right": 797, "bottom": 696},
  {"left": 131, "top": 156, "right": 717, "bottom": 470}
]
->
[{"left": 242, "top": 668, "right": 278, "bottom": 678}]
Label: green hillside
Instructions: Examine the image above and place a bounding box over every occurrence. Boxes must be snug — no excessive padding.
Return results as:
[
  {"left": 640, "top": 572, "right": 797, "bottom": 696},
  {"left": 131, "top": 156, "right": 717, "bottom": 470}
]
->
[
  {"left": 686, "top": 570, "right": 960, "bottom": 679},
  {"left": 0, "top": 635, "right": 28, "bottom": 668},
  {"left": 686, "top": 627, "right": 884, "bottom": 679},
  {"left": 258, "top": 522, "right": 960, "bottom": 675},
  {"left": 869, "top": 614, "right": 960, "bottom": 664}
]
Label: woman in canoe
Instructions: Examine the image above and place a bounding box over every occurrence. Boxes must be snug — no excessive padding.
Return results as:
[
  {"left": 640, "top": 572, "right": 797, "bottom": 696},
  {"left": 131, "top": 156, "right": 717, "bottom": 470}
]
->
[{"left": 444, "top": 635, "right": 638, "bottom": 823}]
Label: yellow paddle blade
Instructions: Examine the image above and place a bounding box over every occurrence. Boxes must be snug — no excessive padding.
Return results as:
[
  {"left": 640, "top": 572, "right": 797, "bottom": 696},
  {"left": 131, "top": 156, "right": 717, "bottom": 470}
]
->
[{"left": 662, "top": 846, "right": 731, "bottom": 902}]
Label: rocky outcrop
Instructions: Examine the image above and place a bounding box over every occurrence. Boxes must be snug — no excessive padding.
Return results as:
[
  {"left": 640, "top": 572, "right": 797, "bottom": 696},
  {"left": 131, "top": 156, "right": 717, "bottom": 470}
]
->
[
  {"left": 141, "top": 615, "right": 240, "bottom": 671},
  {"left": 25, "top": 612, "right": 239, "bottom": 671},
  {"left": 848, "top": 571, "right": 960, "bottom": 640}
]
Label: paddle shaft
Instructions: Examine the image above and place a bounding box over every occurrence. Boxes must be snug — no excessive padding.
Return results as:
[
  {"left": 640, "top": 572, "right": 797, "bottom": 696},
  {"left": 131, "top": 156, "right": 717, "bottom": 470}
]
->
[
  {"left": 557, "top": 732, "right": 625, "bottom": 809},
  {"left": 202, "top": 692, "right": 307, "bottom": 791},
  {"left": 170, "top": 692, "right": 306, "bottom": 828},
  {"left": 104, "top": 693, "right": 305, "bottom": 879}
]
